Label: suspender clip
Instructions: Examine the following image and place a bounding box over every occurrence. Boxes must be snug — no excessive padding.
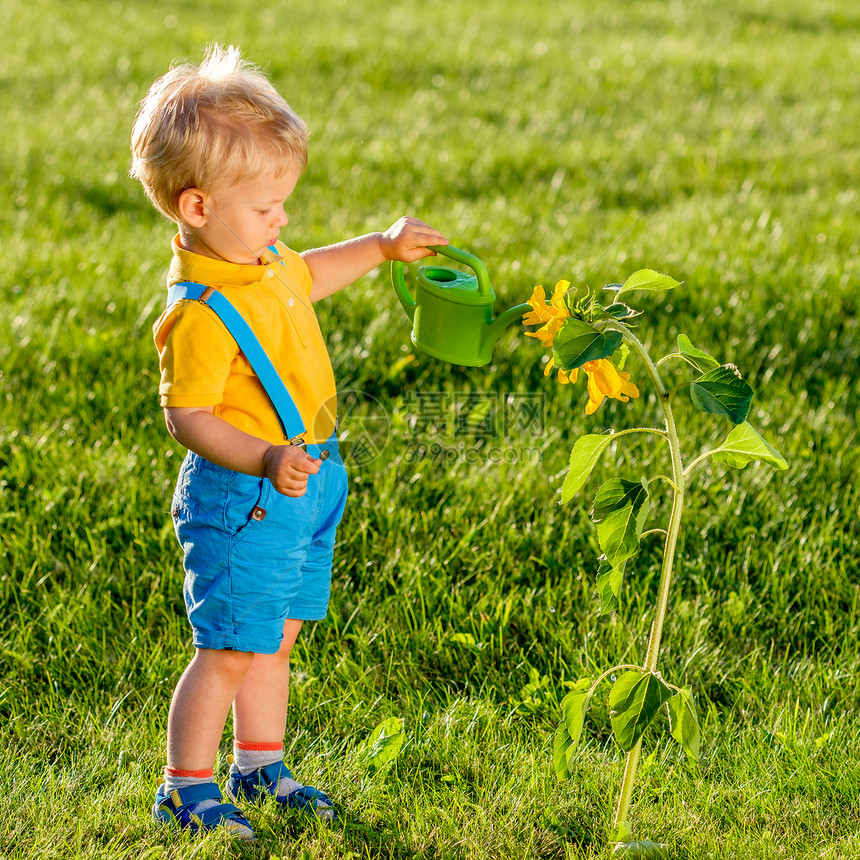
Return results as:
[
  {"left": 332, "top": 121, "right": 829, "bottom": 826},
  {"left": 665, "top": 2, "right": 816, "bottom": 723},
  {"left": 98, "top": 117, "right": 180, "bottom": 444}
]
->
[{"left": 286, "top": 432, "right": 307, "bottom": 448}]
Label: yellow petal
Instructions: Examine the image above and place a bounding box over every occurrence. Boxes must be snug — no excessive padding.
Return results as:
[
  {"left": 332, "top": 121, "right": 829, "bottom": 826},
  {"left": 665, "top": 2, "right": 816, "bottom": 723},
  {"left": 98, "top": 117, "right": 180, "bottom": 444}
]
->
[
  {"left": 523, "top": 285, "right": 553, "bottom": 325},
  {"left": 588, "top": 359, "right": 630, "bottom": 397},
  {"left": 585, "top": 393, "right": 603, "bottom": 414},
  {"left": 550, "top": 280, "right": 571, "bottom": 310},
  {"left": 528, "top": 284, "right": 547, "bottom": 305},
  {"left": 529, "top": 328, "right": 555, "bottom": 347},
  {"left": 524, "top": 282, "right": 571, "bottom": 329},
  {"left": 522, "top": 308, "right": 548, "bottom": 326},
  {"left": 586, "top": 368, "right": 604, "bottom": 404},
  {"left": 528, "top": 315, "right": 565, "bottom": 347},
  {"left": 619, "top": 373, "right": 640, "bottom": 400}
]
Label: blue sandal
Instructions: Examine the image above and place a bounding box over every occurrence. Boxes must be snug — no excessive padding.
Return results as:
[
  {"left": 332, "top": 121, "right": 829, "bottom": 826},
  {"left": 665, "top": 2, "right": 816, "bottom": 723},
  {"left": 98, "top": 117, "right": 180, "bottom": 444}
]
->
[
  {"left": 153, "top": 782, "right": 255, "bottom": 840},
  {"left": 225, "top": 761, "right": 337, "bottom": 822}
]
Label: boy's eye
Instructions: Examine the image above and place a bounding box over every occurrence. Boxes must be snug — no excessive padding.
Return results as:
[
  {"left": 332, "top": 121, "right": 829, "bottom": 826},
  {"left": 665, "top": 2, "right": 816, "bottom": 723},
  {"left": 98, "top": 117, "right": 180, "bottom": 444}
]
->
[{"left": 258, "top": 208, "right": 272, "bottom": 215}]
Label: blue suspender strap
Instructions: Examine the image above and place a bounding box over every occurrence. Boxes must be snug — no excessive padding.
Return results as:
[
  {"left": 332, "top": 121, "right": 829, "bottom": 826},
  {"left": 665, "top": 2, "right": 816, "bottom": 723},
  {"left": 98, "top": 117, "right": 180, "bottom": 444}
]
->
[{"left": 166, "top": 281, "right": 307, "bottom": 444}]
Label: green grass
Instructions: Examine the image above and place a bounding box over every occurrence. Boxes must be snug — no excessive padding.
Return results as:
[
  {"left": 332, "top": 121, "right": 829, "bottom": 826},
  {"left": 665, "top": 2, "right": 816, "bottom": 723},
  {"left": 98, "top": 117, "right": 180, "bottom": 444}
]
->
[{"left": 1, "top": 0, "right": 859, "bottom": 857}]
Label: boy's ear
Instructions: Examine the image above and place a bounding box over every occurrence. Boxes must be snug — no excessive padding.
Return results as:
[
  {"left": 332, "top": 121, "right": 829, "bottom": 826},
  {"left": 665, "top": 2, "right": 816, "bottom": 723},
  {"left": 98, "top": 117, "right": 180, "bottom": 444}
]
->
[{"left": 177, "top": 188, "right": 208, "bottom": 227}]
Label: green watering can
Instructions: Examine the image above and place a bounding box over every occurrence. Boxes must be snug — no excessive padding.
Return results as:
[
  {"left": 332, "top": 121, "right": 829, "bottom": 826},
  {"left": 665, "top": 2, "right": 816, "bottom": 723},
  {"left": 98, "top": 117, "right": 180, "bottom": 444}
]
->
[{"left": 391, "top": 245, "right": 531, "bottom": 367}]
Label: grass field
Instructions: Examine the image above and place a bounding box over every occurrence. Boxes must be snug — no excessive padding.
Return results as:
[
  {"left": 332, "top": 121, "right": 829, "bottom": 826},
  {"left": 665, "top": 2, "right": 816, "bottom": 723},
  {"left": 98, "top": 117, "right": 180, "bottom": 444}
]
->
[{"left": 1, "top": 0, "right": 858, "bottom": 857}]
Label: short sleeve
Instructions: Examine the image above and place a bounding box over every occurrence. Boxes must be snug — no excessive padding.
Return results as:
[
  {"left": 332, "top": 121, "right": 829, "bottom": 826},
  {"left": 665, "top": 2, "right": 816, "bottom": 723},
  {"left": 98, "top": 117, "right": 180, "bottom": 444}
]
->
[{"left": 152, "top": 300, "right": 238, "bottom": 407}]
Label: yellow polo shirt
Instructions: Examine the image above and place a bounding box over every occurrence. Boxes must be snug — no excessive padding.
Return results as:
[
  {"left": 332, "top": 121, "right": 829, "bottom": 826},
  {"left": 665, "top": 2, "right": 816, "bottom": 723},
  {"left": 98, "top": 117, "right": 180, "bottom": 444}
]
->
[{"left": 152, "top": 237, "right": 336, "bottom": 445}]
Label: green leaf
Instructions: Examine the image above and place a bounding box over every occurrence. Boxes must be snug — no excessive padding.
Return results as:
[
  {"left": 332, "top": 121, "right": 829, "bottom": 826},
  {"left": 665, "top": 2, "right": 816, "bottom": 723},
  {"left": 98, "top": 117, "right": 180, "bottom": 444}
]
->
[
  {"left": 361, "top": 717, "right": 406, "bottom": 772},
  {"left": 450, "top": 632, "right": 485, "bottom": 652},
  {"left": 591, "top": 478, "right": 649, "bottom": 520},
  {"left": 615, "top": 269, "right": 680, "bottom": 298},
  {"left": 596, "top": 555, "right": 625, "bottom": 615},
  {"left": 561, "top": 434, "right": 615, "bottom": 504},
  {"left": 667, "top": 687, "right": 701, "bottom": 762},
  {"left": 552, "top": 725, "right": 572, "bottom": 781},
  {"left": 710, "top": 421, "right": 789, "bottom": 470},
  {"left": 552, "top": 318, "right": 624, "bottom": 371},
  {"left": 609, "top": 671, "right": 674, "bottom": 752},
  {"left": 553, "top": 678, "right": 591, "bottom": 781},
  {"left": 614, "top": 821, "right": 634, "bottom": 843},
  {"left": 677, "top": 334, "right": 720, "bottom": 372},
  {"left": 612, "top": 841, "right": 670, "bottom": 858},
  {"left": 689, "top": 365, "right": 754, "bottom": 424},
  {"left": 592, "top": 302, "right": 642, "bottom": 322},
  {"left": 591, "top": 479, "right": 650, "bottom": 569}
]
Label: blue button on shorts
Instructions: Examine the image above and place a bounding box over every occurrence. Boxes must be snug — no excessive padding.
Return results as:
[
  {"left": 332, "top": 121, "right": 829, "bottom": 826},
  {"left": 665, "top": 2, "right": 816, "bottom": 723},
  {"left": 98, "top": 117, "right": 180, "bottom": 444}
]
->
[{"left": 170, "top": 434, "right": 348, "bottom": 654}]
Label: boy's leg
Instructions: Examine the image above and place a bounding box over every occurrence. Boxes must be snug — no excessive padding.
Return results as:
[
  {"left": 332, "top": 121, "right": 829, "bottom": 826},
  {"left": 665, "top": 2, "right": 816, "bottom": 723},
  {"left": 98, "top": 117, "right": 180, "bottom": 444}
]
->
[
  {"left": 227, "top": 618, "right": 335, "bottom": 820},
  {"left": 155, "top": 648, "right": 256, "bottom": 839},
  {"left": 231, "top": 618, "right": 303, "bottom": 741},
  {"left": 167, "top": 648, "right": 255, "bottom": 770}
]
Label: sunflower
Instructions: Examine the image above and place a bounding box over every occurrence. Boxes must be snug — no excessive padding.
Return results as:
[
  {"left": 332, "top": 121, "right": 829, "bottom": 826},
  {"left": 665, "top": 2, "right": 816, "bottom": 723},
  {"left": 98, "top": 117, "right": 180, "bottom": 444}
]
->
[
  {"left": 581, "top": 359, "right": 640, "bottom": 414},
  {"left": 526, "top": 280, "right": 639, "bottom": 412},
  {"left": 542, "top": 355, "right": 639, "bottom": 412},
  {"left": 523, "top": 281, "right": 571, "bottom": 348}
]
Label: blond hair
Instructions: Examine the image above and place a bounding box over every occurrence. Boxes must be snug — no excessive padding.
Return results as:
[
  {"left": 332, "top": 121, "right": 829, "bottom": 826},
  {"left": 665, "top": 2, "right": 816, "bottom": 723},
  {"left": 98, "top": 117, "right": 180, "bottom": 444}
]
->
[{"left": 130, "top": 44, "right": 308, "bottom": 222}]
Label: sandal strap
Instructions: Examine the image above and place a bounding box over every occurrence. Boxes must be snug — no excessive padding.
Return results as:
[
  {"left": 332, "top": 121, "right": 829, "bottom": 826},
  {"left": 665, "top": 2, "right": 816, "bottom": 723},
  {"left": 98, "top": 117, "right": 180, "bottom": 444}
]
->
[
  {"left": 192, "top": 801, "right": 247, "bottom": 828},
  {"left": 156, "top": 781, "right": 254, "bottom": 837},
  {"left": 257, "top": 760, "right": 294, "bottom": 786},
  {"left": 168, "top": 782, "right": 223, "bottom": 806},
  {"left": 288, "top": 784, "right": 332, "bottom": 808}
]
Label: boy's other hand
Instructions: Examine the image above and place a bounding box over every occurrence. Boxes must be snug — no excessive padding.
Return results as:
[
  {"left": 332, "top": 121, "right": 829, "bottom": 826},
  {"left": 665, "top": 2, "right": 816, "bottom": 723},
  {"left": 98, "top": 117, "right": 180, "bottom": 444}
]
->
[
  {"left": 380, "top": 216, "right": 448, "bottom": 263},
  {"left": 263, "top": 444, "right": 322, "bottom": 497}
]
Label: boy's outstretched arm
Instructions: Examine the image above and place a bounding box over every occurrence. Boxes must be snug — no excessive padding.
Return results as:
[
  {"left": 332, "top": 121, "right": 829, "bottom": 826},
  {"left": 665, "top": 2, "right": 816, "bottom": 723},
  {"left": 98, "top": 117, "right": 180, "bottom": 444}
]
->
[{"left": 302, "top": 216, "right": 447, "bottom": 302}]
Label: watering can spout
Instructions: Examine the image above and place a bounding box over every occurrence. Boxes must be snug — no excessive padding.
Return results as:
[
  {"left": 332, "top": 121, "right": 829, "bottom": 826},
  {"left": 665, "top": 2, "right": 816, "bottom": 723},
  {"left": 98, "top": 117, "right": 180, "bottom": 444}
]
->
[{"left": 485, "top": 301, "right": 532, "bottom": 348}]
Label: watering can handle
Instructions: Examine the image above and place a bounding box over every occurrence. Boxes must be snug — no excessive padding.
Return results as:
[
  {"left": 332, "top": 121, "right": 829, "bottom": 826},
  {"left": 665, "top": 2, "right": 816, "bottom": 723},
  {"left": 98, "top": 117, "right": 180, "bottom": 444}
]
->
[
  {"left": 426, "top": 245, "right": 492, "bottom": 296},
  {"left": 391, "top": 260, "right": 416, "bottom": 321},
  {"left": 391, "top": 244, "right": 493, "bottom": 319}
]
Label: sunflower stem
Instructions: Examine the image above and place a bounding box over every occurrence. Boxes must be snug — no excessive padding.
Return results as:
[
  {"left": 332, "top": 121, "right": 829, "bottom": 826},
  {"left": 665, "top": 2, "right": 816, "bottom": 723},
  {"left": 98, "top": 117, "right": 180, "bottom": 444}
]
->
[{"left": 604, "top": 323, "right": 687, "bottom": 839}]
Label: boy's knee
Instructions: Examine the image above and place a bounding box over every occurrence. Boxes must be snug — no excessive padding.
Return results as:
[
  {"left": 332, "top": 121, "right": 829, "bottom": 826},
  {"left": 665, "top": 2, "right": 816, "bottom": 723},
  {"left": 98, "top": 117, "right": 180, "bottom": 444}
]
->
[{"left": 195, "top": 647, "right": 255, "bottom": 680}]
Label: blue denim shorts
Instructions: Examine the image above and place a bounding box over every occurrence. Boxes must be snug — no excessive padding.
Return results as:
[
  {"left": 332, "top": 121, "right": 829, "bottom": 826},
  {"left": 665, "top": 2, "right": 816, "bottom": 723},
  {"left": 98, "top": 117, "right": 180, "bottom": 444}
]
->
[{"left": 170, "top": 434, "right": 348, "bottom": 654}]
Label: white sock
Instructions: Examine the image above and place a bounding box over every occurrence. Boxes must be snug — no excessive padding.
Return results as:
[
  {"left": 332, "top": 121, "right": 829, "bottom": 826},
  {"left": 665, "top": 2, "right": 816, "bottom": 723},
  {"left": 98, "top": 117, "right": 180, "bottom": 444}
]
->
[
  {"left": 232, "top": 745, "right": 282, "bottom": 775},
  {"left": 162, "top": 768, "right": 219, "bottom": 813},
  {"left": 232, "top": 744, "right": 304, "bottom": 797}
]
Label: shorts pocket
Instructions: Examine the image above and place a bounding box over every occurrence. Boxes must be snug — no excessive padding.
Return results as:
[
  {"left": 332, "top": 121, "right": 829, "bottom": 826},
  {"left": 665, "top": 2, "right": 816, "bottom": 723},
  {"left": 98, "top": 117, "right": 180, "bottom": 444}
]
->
[
  {"left": 228, "top": 474, "right": 272, "bottom": 542},
  {"left": 171, "top": 453, "right": 201, "bottom": 522}
]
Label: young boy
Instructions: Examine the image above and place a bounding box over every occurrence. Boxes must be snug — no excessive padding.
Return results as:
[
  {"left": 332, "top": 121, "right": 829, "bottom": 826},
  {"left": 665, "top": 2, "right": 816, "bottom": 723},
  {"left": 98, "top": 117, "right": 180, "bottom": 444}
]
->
[{"left": 130, "top": 44, "right": 447, "bottom": 840}]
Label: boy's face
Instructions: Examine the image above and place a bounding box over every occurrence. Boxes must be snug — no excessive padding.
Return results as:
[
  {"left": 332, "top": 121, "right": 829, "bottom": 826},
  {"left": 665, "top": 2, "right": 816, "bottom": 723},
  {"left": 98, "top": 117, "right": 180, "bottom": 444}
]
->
[{"left": 180, "top": 164, "right": 301, "bottom": 265}]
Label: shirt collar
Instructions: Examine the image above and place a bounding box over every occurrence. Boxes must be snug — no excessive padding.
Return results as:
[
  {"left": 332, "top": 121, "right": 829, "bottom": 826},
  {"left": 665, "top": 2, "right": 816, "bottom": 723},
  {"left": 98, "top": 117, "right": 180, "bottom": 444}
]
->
[{"left": 166, "top": 235, "right": 286, "bottom": 288}]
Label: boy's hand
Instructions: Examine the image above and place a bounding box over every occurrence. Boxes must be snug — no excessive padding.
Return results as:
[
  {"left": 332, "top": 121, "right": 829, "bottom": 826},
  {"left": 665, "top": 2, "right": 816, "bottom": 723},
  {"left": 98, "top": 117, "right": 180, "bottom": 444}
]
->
[
  {"left": 303, "top": 217, "right": 448, "bottom": 301},
  {"left": 380, "top": 216, "right": 448, "bottom": 263},
  {"left": 263, "top": 444, "right": 322, "bottom": 497}
]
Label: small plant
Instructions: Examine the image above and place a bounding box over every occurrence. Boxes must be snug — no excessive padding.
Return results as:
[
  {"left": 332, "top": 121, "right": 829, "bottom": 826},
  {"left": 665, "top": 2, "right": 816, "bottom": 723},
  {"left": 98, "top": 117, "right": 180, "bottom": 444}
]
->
[
  {"left": 524, "top": 271, "right": 788, "bottom": 856},
  {"left": 358, "top": 717, "right": 407, "bottom": 775}
]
